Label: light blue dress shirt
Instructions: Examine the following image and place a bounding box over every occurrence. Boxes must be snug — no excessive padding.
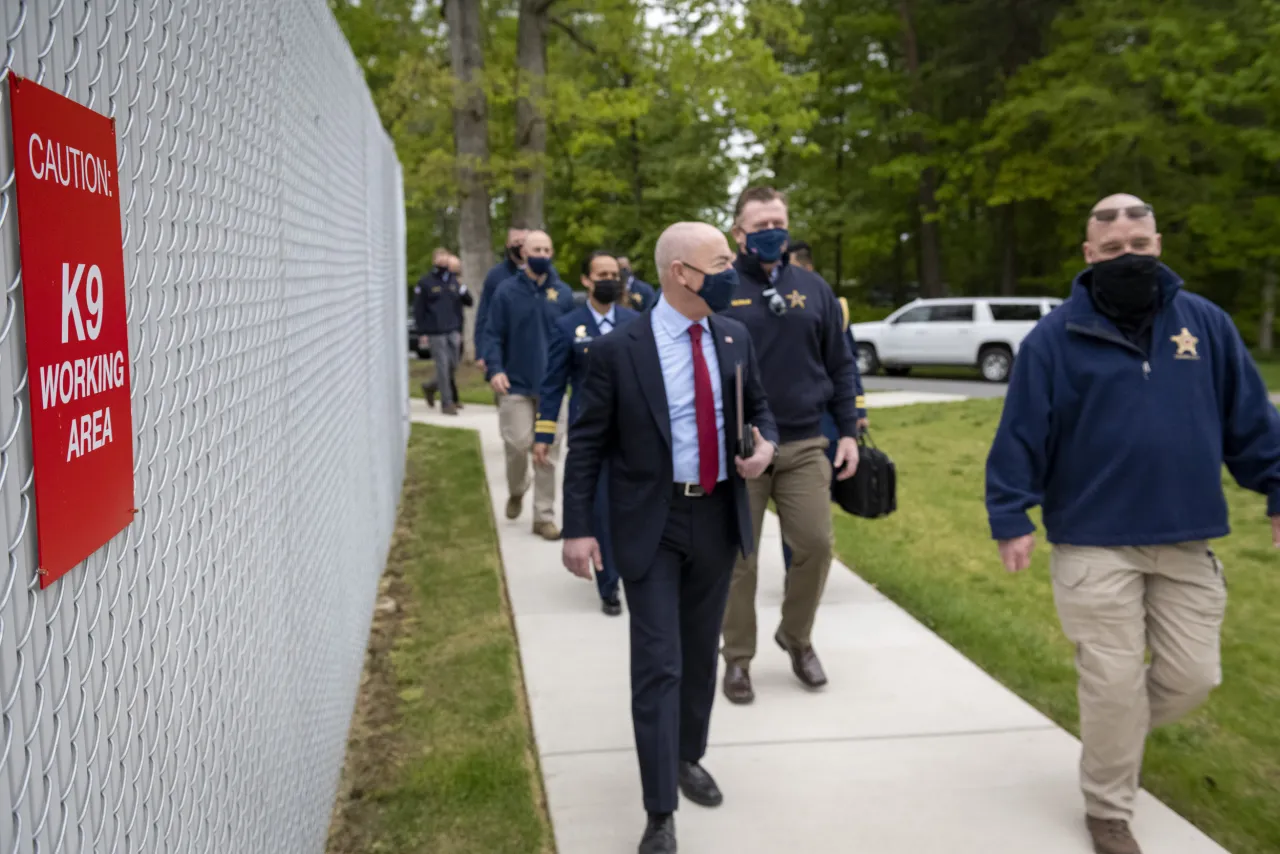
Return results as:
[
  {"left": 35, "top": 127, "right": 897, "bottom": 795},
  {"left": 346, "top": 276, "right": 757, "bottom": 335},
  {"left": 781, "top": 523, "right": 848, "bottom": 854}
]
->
[
  {"left": 651, "top": 296, "right": 727, "bottom": 484},
  {"left": 589, "top": 303, "right": 616, "bottom": 335}
]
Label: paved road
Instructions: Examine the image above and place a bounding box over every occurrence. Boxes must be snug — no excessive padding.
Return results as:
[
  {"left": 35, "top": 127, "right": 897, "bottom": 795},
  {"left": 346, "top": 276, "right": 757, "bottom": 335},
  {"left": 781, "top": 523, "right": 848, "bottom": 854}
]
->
[{"left": 862, "top": 374, "right": 1008, "bottom": 399}]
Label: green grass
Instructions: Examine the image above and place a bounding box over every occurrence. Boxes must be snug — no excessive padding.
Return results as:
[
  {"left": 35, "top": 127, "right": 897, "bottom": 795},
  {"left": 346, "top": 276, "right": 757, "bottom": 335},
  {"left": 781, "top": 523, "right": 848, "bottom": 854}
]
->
[
  {"left": 409, "top": 357, "right": 495, "bottom": 406},
  {"left": 832, "top": 400, "right": 1280, "bottom": 854},
  {"left": 871, "top": 354, "right": 1280, "bottom": 391},
  {"left": 326, "top": 425, "right": 551, "bottom": 854},
  {"left": 1252, "top": 356, "right": 1280, "bottom": 393}
]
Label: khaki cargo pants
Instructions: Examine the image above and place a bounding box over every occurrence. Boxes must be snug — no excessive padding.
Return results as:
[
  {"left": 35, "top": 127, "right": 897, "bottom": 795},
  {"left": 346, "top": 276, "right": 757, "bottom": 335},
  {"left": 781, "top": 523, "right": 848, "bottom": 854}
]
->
[
  {"left": 722, "top": 436, "right": 833, "bottom": 665},
  {"left": 1050, "top": 541, "right": 1227, "bottom": 821},
  {"left": 497, "top": 393, "right": 566, "bottom": 525}
]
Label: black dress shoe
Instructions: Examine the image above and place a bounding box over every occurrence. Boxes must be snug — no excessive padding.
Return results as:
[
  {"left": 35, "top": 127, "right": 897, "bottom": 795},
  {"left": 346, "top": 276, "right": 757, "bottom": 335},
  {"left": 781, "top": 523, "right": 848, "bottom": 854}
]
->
[
  {"left": 639, "top": 813, "right": 676, "bottom": 854},
  {"left": 678, "top": 761, "right": 723, "bottom": 807},
  {"left": 602, "top": 596, "right": 623, "bottom": 616},
  {"left": 722, "top": 663, "right": 754, "bottom": 704},
  {"left": 776, "top": 632, "right": 828, "bottom": 688}
]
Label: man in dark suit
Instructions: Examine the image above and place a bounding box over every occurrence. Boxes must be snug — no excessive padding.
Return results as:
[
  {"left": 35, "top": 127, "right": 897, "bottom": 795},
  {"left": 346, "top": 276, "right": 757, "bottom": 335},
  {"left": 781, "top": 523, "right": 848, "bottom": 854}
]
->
[
  {"left": 534, "top": 250, "right": 639, "bottom": 616},
  {"left": 562, "top": 222, "right": 779, "bottom": 854}
]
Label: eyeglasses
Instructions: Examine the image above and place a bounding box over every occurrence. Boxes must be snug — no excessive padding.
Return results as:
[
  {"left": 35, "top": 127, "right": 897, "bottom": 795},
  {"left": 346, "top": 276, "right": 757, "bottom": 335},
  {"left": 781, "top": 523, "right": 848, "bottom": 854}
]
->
[{"left": 1090, "top": 203, "right": 1153, "bottom": 224}]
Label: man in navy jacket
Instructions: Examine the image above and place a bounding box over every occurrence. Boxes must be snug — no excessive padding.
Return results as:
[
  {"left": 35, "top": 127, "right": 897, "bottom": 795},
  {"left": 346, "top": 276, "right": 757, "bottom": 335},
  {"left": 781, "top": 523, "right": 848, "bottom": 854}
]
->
[
  {"left": 481, "top": 230, "right": 575, "bottom": 540},
  {"left": 534, "top": 250, "right": 638, "bottom": 615},
  {"left": 413, "top": 250, "right": 473, "bottom": 415},
  {"left": 986, "top": 194, "right": 1280, "bottom": 854},
  {"left": 718, "top": 186, "right": 862, "bottom": 704},
  {"left": 473, "top": 227, "right": 527, "bottom": 369}
]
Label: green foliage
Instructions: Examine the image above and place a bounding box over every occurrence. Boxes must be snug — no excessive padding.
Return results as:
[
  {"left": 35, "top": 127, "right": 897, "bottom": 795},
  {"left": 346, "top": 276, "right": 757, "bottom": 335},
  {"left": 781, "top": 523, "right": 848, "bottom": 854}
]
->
[{"left": 333, "top": 0, "right": 1280, "bottom": 346}]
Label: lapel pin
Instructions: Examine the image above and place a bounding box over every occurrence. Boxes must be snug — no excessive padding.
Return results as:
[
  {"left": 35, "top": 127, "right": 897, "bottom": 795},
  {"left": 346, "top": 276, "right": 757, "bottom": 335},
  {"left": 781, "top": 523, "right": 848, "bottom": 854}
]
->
[{"left": 725, "top": 336, "right": 733, "bottom": 344}]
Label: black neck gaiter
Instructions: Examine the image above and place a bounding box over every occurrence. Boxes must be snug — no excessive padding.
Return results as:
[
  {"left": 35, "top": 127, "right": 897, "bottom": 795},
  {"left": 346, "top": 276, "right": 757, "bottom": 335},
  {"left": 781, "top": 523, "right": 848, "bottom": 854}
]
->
[{"left": 1087, "top": 253, "right": 1163, "bottom": 349}]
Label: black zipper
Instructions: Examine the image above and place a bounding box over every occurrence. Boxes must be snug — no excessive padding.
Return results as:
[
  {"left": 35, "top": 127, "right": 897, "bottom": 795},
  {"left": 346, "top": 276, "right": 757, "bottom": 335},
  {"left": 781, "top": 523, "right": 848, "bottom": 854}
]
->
[{"left": 1066, "top": 322, "right": 1153, "bottom": 380}]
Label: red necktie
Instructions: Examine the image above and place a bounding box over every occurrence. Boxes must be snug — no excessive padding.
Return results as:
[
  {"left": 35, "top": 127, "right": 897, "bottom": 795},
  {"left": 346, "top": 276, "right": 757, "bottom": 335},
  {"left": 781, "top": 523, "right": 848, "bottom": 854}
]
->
[{"left": 688, "top": 324, "right": 719, "bottom": 493}]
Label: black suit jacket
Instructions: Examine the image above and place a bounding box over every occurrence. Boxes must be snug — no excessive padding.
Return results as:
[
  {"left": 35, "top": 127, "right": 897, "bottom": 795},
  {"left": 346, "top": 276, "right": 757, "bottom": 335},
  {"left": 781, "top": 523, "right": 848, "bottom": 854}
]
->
[{"left": 563, "top": 312, "right": 779, "bottom": 581}]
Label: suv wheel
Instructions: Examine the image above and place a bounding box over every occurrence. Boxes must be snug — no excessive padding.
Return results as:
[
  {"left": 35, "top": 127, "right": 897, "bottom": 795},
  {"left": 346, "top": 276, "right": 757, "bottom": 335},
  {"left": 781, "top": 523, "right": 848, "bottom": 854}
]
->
[
  {"left": 856, "top": 343, "right": 879, "bottom": 376},
  {"left": 979, "top": 346, "right": 1013, "bottom": 383}
]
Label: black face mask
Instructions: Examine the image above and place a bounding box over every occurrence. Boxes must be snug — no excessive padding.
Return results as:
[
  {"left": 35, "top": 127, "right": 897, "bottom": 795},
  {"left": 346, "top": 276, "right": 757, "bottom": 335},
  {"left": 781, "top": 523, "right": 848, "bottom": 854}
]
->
[
  {"left": 507, "top": 245, "right": 523, "bottom": 265},
  {"left": 1089, "top": 253, "right": 1161, "bottom": 323},
  {"left": 433, "top": 264, "right": 448, "bottom": 277},
  {"left": 591, "top": 278, "right": 622, "bottom": 304}
]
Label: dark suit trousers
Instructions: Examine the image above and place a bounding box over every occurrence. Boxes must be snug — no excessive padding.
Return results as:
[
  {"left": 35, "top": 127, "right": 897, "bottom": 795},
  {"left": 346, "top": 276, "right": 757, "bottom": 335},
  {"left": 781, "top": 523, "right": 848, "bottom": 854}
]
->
[
  {"left": 592, "top": 462, "right": 619, "bottom": 600},
  {"left": 624, "top": 486, "right": 737, "bottom": 814}
]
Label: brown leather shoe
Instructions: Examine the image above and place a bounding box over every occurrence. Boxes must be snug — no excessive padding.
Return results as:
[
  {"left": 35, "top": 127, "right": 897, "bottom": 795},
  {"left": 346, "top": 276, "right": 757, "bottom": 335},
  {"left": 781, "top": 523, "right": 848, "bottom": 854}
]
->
[
  {"left": 441, "top": 403, "right": 459, "bottom": 415},
  {"left": 505, "top": 496, "right": 523, "bottom": 520},
  {"left": 775, "top": 632, "right": 828, "bottom": 688},
  {"left": 722, "top": 664, "right": 754, "bottom": 704},
  {"left": 532, "top": 521, "right": 561, "bottom": 541},
  {"left": 1086, "top": 817, "right": 1142, "bottom": 854}
]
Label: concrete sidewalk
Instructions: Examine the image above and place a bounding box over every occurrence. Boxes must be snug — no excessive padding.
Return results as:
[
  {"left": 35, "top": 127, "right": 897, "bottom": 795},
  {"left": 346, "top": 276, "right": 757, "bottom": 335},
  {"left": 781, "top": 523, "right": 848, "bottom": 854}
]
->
[{"left": 409, "top": 398, "right": 1228, "bottom": 854}]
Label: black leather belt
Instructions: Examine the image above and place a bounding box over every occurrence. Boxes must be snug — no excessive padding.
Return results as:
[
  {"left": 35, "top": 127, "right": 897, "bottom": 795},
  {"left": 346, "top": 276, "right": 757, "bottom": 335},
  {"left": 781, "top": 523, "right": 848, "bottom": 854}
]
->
[{"left": 673, "top": 482, "right": 713, "bottom": 498}]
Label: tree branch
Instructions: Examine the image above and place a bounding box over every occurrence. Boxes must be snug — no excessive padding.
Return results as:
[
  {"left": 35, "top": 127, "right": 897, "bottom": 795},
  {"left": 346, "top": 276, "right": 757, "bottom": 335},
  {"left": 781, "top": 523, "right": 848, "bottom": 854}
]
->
[{"left": 550, "top": 15, "right": 597, "bottom": 53}]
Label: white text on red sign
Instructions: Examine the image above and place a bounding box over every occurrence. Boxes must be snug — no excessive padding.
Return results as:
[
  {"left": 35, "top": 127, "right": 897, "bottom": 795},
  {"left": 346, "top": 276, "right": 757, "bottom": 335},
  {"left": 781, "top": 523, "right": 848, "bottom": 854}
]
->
[
  {"left": 37, "top": 262, "right": 124, "bottom": 462},
  {"left": 26, "top": 134, "right": 114, "bottom": 197}
]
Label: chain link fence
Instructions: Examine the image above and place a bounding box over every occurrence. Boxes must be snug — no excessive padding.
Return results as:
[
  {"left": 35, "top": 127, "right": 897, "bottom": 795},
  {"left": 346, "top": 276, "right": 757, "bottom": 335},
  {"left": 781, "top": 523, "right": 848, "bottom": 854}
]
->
[{"left": 0, "top": 2, "right": 408, "bottom": 852}]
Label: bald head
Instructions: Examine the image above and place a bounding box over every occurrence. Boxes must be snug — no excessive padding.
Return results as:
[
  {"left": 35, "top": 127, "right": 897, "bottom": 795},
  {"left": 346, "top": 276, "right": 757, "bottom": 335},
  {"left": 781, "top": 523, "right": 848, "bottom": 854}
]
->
[
  {"left": 655, "top": 223, "right": 731, "bottom": 286},
  {"left": 522, "top": 230, "right": 553, "bottom": 264},
  {"left": 655, "top": 222, "right": 735, "bottom": 320},
  {"left": 1084, "top": 194, "right": 1161, "bottom": 264}
]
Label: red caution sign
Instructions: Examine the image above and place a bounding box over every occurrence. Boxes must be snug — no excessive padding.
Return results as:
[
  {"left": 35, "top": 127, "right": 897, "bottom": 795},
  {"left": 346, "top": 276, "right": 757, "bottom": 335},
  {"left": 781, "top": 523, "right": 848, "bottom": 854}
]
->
[{"left": 8, "top": 75, "right": 135, "bottom": 587}]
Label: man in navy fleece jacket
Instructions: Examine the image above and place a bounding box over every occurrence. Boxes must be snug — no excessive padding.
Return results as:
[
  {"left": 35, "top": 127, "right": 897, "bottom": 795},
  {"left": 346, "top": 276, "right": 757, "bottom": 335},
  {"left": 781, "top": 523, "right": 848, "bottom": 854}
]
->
[{"left": 985, "top": 193, "right": 1280, "bottom": 854}]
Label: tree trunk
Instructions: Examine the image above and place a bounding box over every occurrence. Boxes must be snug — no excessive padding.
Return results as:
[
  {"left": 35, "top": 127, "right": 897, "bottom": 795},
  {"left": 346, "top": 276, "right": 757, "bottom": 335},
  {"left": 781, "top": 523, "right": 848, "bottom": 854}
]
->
[
  {"left": 445, "top": 0, "right": 493, "bottom": 359},
  {"left": 898, "top": 0, "right": 944, "bottom": 298},
  {"left": 513, "top": 0, "right": 554, "bottom": 229},
  {"left": 1261, "top": 261, "right": 1277, "bottom": 355},
  {"left": 834, "top": 119, "right": 844, "bottom": 287},
  {"left": 999, "top": 202, "right": 1017, "bottom": 295}
]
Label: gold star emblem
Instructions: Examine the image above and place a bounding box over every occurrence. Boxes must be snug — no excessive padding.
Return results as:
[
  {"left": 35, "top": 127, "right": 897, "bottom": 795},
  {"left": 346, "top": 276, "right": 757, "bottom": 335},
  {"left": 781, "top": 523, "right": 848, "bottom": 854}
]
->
[
  {"left": 574, "top": 324, "right": 587, "bottom": 339},
  {"left": 1171, "top": 327, "right": 1199, "bottom": 359},
  {"left": 630, "top": 292, "right": 643, "bottom": 307},
  {"left": 786, "top": 289, "right": 806, "bottom": 309},
  {"left": 545, "top": 287, "right": 558, "bottom": 302}
]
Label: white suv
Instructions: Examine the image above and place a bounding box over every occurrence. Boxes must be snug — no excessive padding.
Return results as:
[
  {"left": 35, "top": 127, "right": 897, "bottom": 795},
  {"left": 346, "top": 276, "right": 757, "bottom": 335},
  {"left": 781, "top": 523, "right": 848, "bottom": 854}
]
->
[{"left": 850, "top": 297, "right": 1063, "bottom": 383}]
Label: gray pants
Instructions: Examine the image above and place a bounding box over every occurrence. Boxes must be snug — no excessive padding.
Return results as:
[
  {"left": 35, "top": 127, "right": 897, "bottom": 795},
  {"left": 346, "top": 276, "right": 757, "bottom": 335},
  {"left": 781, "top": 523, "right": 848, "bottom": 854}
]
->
[{"left": 426, "top": 331, "right": 460, "bottom": 406}]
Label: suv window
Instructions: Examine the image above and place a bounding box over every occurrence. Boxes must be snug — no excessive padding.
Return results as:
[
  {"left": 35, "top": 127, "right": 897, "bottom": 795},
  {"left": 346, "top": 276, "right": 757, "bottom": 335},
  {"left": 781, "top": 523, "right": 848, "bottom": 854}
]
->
[
  {"left": 989, "top": 303, "right": 1043, "bottom": 322},
  {"left": 929, "top": 304, "right": 975, "bottom": 322},
  {"left": 894, "top": 305, "right": 933, "bottom": 324}
]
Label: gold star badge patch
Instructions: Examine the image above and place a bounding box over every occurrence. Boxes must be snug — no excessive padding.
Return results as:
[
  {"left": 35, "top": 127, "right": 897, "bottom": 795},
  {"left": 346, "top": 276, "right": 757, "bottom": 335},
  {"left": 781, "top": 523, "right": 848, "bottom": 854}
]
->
[
  {"left": 546, "top": 287, "right": 558, "bottom": 302},
  {"left": 1171, "top": 327, "right": 1199, "bottom": 359},
  {"left": 786, "top": 289, "right": 806, "bottom": 309},
  {"left": 630, "top": 292, "right": 643, "bottom": 307}
]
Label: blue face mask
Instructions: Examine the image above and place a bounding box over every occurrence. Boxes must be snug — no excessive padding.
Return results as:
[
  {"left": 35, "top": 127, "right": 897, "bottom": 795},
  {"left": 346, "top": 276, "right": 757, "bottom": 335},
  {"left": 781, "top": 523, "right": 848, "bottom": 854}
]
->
[
  {"left": 684, "top": 263, "right": 739, "bottom": 313},
  {"left": 745, "top": 228, "right": 789, "bottom": 263},
  {"left": 527, "top": 256, "right": 552, "bottom": 276}
]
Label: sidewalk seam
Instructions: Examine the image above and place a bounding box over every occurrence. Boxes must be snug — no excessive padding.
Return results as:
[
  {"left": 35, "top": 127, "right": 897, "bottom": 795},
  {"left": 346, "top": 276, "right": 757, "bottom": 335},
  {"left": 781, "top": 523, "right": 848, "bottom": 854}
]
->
[{"left": 540, "top": 722, "right": 1061, "bottom": 759}]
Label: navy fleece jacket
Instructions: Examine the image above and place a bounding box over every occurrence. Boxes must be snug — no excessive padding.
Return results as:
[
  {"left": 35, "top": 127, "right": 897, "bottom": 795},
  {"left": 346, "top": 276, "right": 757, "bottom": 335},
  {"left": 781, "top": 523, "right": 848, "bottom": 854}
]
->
[{"left": 986, "top": 263, "right": 1280, "bottom": 546}]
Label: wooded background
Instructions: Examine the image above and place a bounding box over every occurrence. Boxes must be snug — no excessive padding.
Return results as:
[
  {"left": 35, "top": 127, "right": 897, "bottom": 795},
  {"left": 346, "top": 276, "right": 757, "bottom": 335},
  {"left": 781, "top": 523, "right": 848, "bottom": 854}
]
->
[{"left": 332, "top": 0, "right": 1280, "bottom": 350}]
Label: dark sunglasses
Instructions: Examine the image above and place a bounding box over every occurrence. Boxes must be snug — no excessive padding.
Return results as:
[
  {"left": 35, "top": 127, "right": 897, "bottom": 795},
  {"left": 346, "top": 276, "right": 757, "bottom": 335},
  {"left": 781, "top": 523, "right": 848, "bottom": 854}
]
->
[{"left": 1090, "top": 203, "right": 1153, "bottom": 223}]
